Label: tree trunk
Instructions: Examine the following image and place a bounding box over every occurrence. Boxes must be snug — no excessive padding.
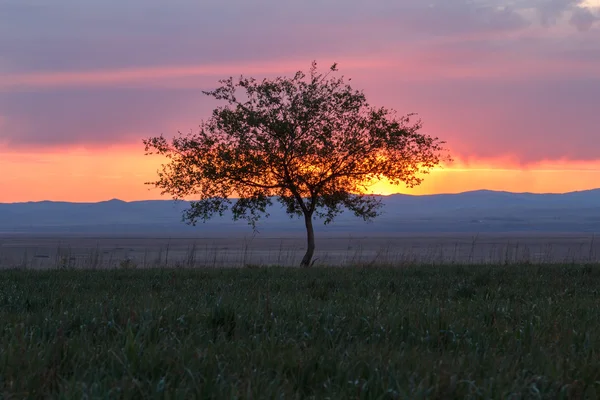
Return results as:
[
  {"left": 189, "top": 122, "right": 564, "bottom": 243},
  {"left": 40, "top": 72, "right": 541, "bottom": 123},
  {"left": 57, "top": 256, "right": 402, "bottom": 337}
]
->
[{"left": 300, "top": 212, "right": 315, "bottom": 267}]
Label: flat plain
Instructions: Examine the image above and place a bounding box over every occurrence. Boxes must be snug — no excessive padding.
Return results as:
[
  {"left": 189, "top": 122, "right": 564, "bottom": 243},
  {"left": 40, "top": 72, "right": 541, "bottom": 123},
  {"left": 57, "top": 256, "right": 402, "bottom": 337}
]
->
[
  {"left": 0, "top": 232, "right": 598, "bottom": 269},
  {"left": 2, "top": 264, "right": 600, "bottom": 398}
]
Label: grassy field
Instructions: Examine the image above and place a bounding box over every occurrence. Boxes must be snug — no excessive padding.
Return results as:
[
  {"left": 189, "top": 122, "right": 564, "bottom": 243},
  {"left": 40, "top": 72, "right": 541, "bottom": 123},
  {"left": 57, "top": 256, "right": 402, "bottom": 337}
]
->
[{"left": 1, "top": 265, "right": 600, "bottom": 399}]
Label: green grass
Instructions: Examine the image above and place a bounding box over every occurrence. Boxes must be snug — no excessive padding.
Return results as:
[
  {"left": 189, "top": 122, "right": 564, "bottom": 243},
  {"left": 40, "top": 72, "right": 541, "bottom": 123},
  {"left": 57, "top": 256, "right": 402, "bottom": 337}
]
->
[{"left": 1, "top": 265, "right": 600, "bottom": 399}]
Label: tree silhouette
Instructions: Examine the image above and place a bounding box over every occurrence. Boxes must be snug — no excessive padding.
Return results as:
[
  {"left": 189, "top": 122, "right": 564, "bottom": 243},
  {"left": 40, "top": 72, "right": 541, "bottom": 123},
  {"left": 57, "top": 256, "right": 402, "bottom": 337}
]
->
[{"left": 144, "top": 62, "right": 448, "bottom": 266}]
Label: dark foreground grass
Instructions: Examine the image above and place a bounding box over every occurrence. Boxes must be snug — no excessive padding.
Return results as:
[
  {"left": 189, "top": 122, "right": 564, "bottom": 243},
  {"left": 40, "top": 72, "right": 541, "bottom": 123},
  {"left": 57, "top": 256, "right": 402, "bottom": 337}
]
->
[{"left": 1, "top": 265, "right": 600, "bottom": 399}]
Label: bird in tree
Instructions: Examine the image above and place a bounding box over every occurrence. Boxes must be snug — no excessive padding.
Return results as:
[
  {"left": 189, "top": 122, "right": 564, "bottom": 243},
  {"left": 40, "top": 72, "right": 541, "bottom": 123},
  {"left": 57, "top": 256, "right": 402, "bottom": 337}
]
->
[{"left": 143, "top": 61, "right": 448, "bottom": 267}]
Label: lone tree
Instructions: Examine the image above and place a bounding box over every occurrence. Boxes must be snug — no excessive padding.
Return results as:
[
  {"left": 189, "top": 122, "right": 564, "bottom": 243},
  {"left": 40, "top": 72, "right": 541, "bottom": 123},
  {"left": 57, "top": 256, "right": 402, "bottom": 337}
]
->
[{"left": 144, "top": 62, "right": 447, "bottom": 267}]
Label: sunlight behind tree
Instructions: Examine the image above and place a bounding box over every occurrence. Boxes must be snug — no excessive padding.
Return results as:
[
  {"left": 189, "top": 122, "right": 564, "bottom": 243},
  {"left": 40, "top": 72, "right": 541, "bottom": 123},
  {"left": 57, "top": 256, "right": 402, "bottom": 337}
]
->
[{"left": 144, "top": 62, "right": 449, "bottom": 266}]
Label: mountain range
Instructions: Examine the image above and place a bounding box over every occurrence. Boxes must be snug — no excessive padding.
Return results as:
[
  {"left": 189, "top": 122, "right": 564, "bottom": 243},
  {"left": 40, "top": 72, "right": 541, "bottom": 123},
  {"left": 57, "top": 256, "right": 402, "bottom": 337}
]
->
[{"left": 1, "top": 189, "right": 600, "bottom": 234}]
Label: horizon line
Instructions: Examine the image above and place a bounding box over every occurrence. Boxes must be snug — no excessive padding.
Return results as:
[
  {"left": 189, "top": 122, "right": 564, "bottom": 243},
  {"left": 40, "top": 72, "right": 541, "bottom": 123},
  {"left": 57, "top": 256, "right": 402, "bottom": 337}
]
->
[{"left": 2, "top": 187, "right": 600, "bottom": 205}]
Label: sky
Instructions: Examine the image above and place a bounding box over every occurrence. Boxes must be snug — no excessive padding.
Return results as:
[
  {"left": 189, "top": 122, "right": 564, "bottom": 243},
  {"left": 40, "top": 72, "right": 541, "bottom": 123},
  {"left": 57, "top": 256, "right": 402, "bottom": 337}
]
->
[{"left": 1, "top": 0, "right": 599, "bottom": 202}]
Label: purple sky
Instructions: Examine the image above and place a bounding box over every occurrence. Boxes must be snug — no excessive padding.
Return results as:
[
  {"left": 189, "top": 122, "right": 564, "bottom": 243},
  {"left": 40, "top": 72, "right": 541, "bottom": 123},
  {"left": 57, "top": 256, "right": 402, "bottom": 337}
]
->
[{"left": 1, "top": 0, "right": 599, "bottom": 166}]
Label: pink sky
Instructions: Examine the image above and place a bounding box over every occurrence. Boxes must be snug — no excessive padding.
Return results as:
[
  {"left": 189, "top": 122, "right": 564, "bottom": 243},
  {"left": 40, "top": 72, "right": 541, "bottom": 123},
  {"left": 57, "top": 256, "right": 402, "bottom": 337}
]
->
[{"left": 1, "top": 0, "right": 599, "bottom": 202}]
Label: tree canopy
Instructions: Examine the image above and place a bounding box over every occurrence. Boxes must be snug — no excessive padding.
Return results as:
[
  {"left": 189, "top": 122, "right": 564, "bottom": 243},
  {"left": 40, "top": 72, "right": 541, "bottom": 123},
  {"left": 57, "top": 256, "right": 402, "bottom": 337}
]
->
[{"left": 144, "top": 62, "right": 448, "bottom": 266}]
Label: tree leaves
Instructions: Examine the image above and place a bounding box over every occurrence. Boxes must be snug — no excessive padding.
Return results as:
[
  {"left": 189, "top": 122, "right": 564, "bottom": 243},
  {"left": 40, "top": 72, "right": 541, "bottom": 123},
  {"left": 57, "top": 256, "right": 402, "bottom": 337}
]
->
[{"left": 144, "top": 61, "right": 449, "bottom": 230}]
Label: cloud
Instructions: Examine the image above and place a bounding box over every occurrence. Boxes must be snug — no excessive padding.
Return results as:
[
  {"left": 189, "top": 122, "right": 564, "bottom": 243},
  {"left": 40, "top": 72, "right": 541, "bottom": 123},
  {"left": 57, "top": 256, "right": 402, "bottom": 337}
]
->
[
  {"left": 0, "top": 0, "right": 599, "bottom": 168},
  {"left": 363, "top": 75, "right": 600, "bottom": 164},
  {"left": 0, "top": 0, "right": 533, "bottom": 77},
  {"left": 0, "top": 58, "right": 391, "bottom": 91},
  {"left": 394, "top": 0, "right": 529, "bottom": 36},
  {"left": 534, "top": 0, "right": 580, "bottom": 25},
  {"left": 0, "top": 87, "right": 209, "bottom": 148},
  {"left": 570, "top": 6, "right": 599, "bottom": 30},
  {"left": 526, "top": 0, "right": 599, "bottom": 29}
]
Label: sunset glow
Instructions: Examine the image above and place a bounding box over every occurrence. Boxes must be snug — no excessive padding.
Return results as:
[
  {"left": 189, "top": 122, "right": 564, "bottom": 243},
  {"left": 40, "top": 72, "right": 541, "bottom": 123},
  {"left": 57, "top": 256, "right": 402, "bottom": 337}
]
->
[
  {"left": 2, "top": 146, "right": 600, "bottom": 203},
  {"left": 1, "top": 0, "right": 599, "bottom": 203}
]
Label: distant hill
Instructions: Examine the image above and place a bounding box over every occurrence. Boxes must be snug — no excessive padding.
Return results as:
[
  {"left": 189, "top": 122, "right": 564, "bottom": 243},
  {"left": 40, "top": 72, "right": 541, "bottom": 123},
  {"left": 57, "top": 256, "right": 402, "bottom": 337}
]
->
[{"left": 1, "top": 189, "right": 600, "bottom": 234}]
